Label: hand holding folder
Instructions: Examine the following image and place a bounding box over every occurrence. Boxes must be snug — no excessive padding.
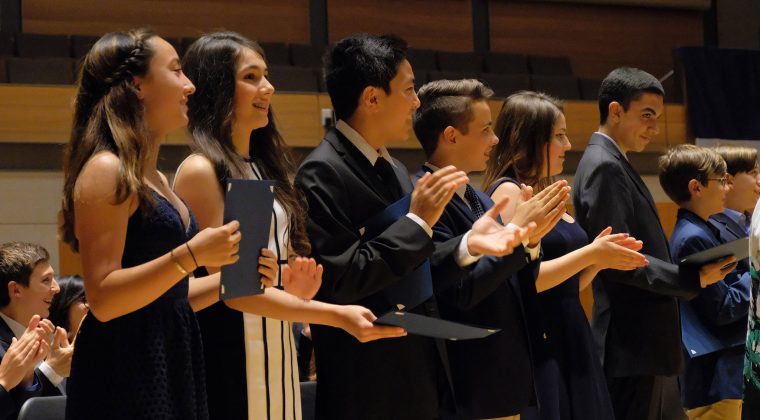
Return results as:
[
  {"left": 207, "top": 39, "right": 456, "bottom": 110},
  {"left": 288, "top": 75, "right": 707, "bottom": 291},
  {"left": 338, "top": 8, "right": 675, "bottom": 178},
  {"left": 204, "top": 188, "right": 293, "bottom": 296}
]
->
[{"left": 220, "top": 179, "right": 275, "bottom": 300}]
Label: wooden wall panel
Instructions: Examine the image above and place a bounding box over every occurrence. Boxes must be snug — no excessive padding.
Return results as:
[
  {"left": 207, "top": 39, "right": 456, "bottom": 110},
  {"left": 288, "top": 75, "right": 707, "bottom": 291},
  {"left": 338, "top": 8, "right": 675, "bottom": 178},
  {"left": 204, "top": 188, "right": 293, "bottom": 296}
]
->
[
  {"left": 22, "top": 0, "right": 310, "bottom": 43},
  {"left": 327, "top": 0, "right": 473, "bottom": 52},
  {"left": 490, "top": 1, "right": 703, "bottom": 79}
]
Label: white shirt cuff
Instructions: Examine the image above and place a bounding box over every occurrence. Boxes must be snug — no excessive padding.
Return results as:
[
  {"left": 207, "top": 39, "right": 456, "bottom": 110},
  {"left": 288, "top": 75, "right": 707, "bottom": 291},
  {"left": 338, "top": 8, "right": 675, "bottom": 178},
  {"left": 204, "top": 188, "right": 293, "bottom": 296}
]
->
[
  {"left": 38, "top": 361, "right": 64, "bottom": 387},
  {"left": 456, "top": 230, "right": 482, "bottom": 267},
  {"left": 405, "top": 213, "right": 433, "bottom": 237}
]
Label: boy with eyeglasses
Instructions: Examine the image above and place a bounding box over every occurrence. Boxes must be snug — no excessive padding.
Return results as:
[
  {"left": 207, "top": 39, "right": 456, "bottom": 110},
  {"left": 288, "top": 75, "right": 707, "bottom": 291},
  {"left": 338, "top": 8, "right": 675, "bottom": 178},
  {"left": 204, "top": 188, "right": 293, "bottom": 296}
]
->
[{"left": 660, "top": 145, "right": 746, "bottom": 419}]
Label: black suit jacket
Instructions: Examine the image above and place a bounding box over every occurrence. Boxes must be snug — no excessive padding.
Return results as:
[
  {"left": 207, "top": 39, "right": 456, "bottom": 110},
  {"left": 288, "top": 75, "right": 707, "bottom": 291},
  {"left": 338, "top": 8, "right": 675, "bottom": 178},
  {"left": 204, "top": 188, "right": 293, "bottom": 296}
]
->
[
  {"left": 572, "top": 133, "right": 701, "bottom": 377},
  {"left": 417, "top": 168, "right": 539, "bottom": 419},
  {"left": 0, "top": 317, "right": 59, "bottom": 420},
  {"left": 295, "top": 128, "right": 464, "bottom": 420}
]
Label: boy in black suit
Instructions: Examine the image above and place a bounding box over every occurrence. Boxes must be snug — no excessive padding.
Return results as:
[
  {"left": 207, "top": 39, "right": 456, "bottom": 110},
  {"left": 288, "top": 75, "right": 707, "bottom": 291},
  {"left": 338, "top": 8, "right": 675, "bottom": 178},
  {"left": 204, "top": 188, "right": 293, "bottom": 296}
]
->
[
  {"left": 0, "top": 242, "right": 72, "bottom": 414},
  {"left": 572, "top": 68, "right": 730, "bottom": 420},
  {"left": 412, "top": 79, "right": 569, "bottom": 419},
  {"left": 295, "top": 35, "right": 531, "bottom": 420}
]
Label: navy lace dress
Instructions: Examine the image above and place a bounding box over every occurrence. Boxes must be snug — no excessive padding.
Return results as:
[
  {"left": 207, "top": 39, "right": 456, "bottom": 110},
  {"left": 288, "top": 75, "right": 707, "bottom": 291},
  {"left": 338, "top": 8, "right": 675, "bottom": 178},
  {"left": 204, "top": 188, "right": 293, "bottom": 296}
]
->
[
  {"left": 489, "top": 177, "right": 613, "bottom": 420},
  {"left": 528, "top": 218, "right": 615, "bottom": 420},
  {"left": 66, "top": 193, "right": 208, "bottom": 420}
]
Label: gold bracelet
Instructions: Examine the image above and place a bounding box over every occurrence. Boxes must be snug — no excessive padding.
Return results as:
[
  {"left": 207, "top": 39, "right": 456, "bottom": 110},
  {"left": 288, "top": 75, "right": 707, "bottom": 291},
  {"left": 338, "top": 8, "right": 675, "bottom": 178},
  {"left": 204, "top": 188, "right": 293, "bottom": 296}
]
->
[{"left": 170, "top": 248, "right": 189, "bottom": 276}]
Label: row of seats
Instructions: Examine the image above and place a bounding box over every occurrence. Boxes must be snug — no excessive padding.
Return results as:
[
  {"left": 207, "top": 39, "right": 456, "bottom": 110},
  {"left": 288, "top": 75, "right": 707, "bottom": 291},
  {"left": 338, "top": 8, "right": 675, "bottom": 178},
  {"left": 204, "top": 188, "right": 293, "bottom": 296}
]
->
[
  {"left": 0, "top": 57, "right": 599, "bottom": 99},
  {"left": 0, "top": 32, "right": 574, "bottom": 75}
]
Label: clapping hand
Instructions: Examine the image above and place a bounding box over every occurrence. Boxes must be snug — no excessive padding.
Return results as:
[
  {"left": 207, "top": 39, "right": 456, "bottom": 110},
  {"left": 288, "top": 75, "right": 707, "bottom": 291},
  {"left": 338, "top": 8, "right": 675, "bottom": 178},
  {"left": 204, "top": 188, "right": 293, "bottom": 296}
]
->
[
  {"left": 282, "top": 257, "right": 324, "bottom": 300},
  {"left": 468, "top": 196, "right": 536, "bottom": 257}
]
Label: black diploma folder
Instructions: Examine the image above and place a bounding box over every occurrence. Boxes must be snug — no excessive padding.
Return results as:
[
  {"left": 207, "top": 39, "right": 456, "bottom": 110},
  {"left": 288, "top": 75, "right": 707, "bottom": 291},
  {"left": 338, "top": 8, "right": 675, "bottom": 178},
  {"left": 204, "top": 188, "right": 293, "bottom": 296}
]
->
[
  {"left": 362, "top": 195, "right": 500, "bottom": 340},
  {"left": 679, "top": 237, "right": 749, "bottom": 265},
  {"left": 220, "top": 179, "right": 275, "bottom": 300},
  {"left": 375, "top": 311, "right": 499, "bottom": 341}
]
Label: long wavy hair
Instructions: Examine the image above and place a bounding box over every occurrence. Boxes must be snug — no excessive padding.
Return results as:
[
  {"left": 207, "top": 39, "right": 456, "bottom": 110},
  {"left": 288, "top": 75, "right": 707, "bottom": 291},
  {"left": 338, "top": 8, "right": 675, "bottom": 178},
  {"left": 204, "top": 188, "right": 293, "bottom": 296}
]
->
[
  {"left": 62, "top": 29, "right": 157, "bottom": 251},
  {"left": 483, "top": 91, "right": 564, "bottom": 192},
  {"left": 182, "top": 32, "right": 311, "bottom": 256}
]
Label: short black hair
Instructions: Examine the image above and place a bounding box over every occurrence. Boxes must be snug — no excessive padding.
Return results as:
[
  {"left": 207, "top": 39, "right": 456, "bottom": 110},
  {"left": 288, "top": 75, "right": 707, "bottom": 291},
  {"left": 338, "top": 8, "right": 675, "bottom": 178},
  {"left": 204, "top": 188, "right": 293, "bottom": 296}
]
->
[
  {"left": 0, "top": 242, "right": 50, "bottom": 307},
  {"left": 598, "top": 67, "right": 664, "bottom": 125},
  {"left": 414, "top": 79, "right": 494, "bottom": 157},
  {"left": 324, "top": 33, "right": 409, "bottom": 121}
]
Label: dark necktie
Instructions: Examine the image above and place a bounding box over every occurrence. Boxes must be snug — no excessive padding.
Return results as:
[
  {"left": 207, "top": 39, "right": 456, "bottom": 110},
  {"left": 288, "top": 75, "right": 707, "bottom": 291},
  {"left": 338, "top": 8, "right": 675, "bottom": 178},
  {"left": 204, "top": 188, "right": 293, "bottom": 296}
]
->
[
  {"left": 374, "top": 157, "right": 402, "bottom": 200},
  {"left": 464, "top": 185, "right": 485, "bottom": 218}
]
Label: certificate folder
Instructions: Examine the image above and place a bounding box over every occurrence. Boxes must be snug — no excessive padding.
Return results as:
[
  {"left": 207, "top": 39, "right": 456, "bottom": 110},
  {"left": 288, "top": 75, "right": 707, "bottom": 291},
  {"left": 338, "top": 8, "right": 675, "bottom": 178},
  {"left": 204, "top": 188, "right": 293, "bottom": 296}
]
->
[
  {"left": 679, "top": 237, "right": 749, "bottom": 265},
  {"left": 360, "top": 195, "right": 433, "bottom": 310},
  {"left": 375, "top": 311, "right": 499, "bottom": 341},
  {"left": 220, "top": 179, "right": 275, "bottom": 300}
]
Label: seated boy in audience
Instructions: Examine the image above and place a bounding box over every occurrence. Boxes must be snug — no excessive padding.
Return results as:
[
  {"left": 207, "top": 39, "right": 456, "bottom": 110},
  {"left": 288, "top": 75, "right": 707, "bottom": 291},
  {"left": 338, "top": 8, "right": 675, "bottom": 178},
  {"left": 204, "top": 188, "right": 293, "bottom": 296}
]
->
[
  {"left": 0, "top": 314, "right": 50, "bottom": 420},
  {"left": 659, "top": 145, "right": 747, "bottom": 419},
  {"left": 0, "top": 242, "right": 73, "bottom": 398}
]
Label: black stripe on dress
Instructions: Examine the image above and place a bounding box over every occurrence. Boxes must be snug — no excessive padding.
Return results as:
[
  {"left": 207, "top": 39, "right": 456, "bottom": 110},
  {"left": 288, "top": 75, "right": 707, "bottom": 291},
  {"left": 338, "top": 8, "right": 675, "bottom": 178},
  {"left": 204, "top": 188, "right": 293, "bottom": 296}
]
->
[
  {"left": 263, "top": 318, "right": 272, "bottom": 420},
  {"left": 280, "top": 320, "right": 286, "bottom": 420}
]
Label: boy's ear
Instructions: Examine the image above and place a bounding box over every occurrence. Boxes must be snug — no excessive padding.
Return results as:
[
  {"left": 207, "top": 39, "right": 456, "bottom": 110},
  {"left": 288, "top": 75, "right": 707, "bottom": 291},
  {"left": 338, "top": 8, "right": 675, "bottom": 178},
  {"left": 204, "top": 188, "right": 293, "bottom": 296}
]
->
[{"left": 687, "top": 178, "right": 702, "bottom": 197}]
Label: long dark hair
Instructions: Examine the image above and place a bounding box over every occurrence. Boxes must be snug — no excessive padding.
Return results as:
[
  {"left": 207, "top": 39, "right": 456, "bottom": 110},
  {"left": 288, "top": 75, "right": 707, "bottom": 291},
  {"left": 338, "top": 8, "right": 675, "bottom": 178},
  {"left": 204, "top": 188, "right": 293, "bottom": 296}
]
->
[
  {"left": 182, "top": 32, "right": 310, "bottom": 256},
  {"left": 48, "top": 275, "right": 86, "bottom": 333},
  {"left": 483, "top": 91, "right": 563, "bottom": 192},
  {"left": 62, "top": 29, "right": 157, "bottom": 251}
]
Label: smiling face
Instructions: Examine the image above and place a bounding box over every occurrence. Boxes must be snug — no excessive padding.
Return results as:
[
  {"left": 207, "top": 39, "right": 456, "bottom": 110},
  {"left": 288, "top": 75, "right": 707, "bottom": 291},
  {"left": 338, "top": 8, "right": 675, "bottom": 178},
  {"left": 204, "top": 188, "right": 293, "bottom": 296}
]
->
[
  {"left": 374, "top": 59, "right": 421, "bottom": 143},
  {"left": 136, "top": 37, "right": 196, "bottom": 138},
  {"left": 726, "top": 166, "right": 760, "bottom": 213},
  {"left": 232, "top": 47, "right": 274, "bottom": 136},
  {"left": 13, "top": 261, "right": 59, "bottom": 321},
  {"left": 539, "top": 113, "right": 571, "bottom": 177},
  {"left": 452, "top": 100, "right": 499, "bottom": 173},
  {"left": 611, "top": 92, "right": 663, "bottom": 153}
]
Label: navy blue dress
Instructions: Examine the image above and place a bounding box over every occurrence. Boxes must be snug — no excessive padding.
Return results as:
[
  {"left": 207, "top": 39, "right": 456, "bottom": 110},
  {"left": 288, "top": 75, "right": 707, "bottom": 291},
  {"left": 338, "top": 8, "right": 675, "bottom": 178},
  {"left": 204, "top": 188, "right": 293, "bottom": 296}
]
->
[
  {"left": 66, "top": 193, "right": 208, "bottom": 420},
  {"left": 527, "top": 218, "right": 615, "bottom": 420}
]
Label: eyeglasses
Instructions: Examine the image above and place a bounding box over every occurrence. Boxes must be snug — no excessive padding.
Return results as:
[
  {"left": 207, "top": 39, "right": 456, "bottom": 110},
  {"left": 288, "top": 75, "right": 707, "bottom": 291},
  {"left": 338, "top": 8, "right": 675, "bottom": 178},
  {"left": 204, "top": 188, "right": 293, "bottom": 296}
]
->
[{"left": 707, "top": 177, "right": 728, "bottom": 187}]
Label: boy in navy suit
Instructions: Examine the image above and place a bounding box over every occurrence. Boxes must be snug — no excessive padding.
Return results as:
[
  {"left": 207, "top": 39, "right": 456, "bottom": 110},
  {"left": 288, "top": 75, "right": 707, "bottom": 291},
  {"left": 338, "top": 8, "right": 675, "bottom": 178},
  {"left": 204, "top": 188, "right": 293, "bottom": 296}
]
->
[
  {"left": 711, "top": 146, "right": 760, "bottom": 237},
  {"left": 660, "top": 145, "right": 745, "bottom": 419},
  {"left": 412, "top": 78, "right": 569, "bottom": 419}
]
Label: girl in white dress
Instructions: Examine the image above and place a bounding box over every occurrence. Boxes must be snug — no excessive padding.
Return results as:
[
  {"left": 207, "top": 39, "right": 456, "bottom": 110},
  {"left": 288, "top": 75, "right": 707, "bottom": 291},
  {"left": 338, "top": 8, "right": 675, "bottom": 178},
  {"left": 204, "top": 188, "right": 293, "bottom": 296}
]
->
[{"left": 174, "top": 32, "right": 406, "bottom": 420}]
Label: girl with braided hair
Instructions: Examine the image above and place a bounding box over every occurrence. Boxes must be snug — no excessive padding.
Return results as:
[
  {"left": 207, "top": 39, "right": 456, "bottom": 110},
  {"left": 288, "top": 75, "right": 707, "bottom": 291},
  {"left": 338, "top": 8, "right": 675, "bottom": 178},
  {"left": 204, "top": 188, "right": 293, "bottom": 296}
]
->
[{"left": 61, "top": 29, "right": 241, "bottom": 419}]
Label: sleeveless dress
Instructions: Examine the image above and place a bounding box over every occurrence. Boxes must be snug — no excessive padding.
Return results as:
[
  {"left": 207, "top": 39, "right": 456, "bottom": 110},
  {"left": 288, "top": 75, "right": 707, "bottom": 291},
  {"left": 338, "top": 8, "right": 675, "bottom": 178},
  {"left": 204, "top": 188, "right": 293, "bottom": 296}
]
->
[
  {"left": 184, "top": 157, "right": 301, "bottom": 420},
  {"left": 490, "top": 177, "right": 614, "bottom": 420},
  {"left": 66, "top": 192, "right": 208, "bottom": 420}
]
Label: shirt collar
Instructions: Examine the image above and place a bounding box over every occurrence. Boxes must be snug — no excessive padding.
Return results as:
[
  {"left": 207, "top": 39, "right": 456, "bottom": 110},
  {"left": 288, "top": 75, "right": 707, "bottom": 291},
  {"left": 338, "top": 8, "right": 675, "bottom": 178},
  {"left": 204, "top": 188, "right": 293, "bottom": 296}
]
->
[
  {"left": 0, "top": 311, "right": 26, "bottom": 338},
  {"left": 424, "top": 162, "right": 468, "bottom": 201},
  {"left": 595, "top": 131, "right": 628, "bottom": 161},
  {"left": 336, "top": 120, "right": 395, "bottom": 167}
]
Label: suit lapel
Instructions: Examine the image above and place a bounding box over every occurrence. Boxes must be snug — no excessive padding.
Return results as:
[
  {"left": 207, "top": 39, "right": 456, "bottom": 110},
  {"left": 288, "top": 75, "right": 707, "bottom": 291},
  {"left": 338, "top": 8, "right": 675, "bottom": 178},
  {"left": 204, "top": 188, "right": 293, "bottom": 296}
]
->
[
  {"left": 711, "top": 213, "right": 746, "bottom": 240},
  {"left": 325, "top": 129, "right": 393, "bottom": 203},
  {"left": 419, "top": 165, "right": 478, "bottom": 223}
]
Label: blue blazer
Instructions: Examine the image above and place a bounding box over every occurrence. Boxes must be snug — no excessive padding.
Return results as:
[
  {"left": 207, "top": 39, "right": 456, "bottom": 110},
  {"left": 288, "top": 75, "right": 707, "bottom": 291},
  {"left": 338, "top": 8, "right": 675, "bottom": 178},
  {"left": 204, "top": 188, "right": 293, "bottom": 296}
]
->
[
  {"left": 416, "top": 167, "right": 541, "bottom": 419},
  {"left": 670, "top": 208, "right": 750, "bottom": 408}
]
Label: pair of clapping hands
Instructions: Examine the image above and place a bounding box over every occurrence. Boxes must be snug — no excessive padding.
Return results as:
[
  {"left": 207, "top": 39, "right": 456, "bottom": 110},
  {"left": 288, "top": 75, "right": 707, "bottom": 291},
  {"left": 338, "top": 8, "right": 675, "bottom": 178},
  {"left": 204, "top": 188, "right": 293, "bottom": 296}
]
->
[{"left": 0, "top": 315, "right": 73, "bottom": 391}]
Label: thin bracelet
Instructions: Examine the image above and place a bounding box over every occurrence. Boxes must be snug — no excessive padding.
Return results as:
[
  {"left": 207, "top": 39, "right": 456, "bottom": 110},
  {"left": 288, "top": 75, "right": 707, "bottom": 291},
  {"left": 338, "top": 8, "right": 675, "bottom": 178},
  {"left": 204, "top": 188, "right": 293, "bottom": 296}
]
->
[
  {"left": 170, "top": 248, "right": 189, "bottom": 276},
  {"left": 185, "top": 242, "right": 199, "bottom": 269}
]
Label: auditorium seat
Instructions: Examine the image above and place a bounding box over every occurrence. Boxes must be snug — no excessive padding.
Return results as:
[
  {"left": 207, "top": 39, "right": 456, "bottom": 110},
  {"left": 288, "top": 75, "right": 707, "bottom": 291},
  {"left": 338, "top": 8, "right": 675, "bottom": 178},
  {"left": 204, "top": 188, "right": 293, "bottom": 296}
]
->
[
  {"left": 0, "top": 58, "right": 7, "bottom": 82},
  {"left": 407, "top": 48, "right": 438, "bottom": 72},
  {"left": 483, "top": 52, "right": 529, "bottom": 75},
  {"left": 15, "top": 33, "right": 70, "bottom": 58},
  {"left": 0, "top": 32, "right": 13, "bottom": 56},
  {"left": 70, "top": 35, "right": 99, "bottom": 58},
  {"left": 290, "top": 43, "right": 325, "bottom": 68},
  {"left": 7, "top": 57, "right": 74, "bottom": 84},
  {"left": 301, "top": 381, "right": 316, "bottom": 420},
  {"left": 427, "top": 70, "right": 479, "bottom": 84},
  {"left": 528, "top": 54, "right": 573, "bottom": 75},
  {"left": 260, "top": 42, "right": 290, "bottom": 66},
  {"left": 437, "top": 51, "right": 483, "bottom": 72},
  {"left": 18, "top": 396, "right": 66, "bottom": 420},
  {"left": 267, "top": 65, "right": 320, "bottom": 92},
  {"left": 579, "top": 78, "right": 602, "bottom": 100},
  {"left": 531, "top": 75, "right": 581, "bottom": 100},
  {"left": 479, "top": 73, "right": 531, "bottom": 98}
]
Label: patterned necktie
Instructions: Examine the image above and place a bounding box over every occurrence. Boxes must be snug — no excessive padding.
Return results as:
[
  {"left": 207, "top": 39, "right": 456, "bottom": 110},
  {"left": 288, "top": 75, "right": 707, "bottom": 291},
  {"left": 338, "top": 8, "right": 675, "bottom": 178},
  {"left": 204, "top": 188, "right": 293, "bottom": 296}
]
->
[
  {"left": 374, "top": 157, "right": 402, "bottom": 200},
  {"left": 464, "top": 185, "right": 485, "bottom": 218}
]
